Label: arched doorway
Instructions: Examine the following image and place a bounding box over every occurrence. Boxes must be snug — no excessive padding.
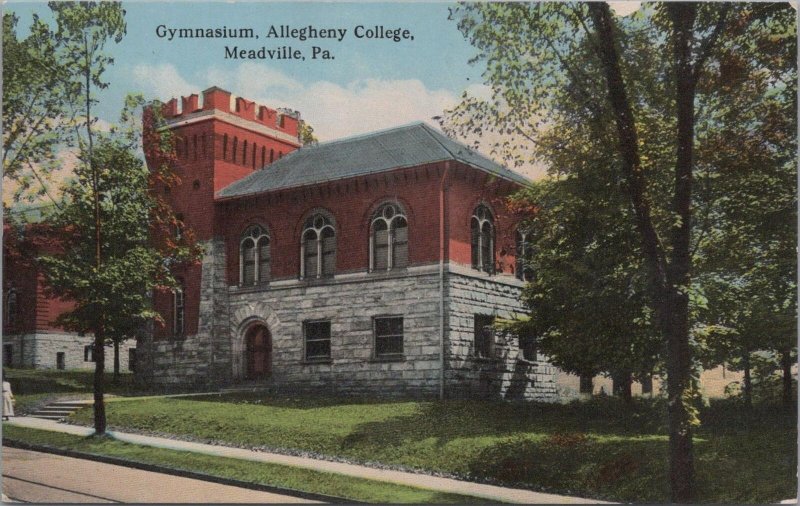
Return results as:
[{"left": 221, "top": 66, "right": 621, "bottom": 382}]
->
[{"left": 244, "top": 324, "right": 272, "bottom": 380}]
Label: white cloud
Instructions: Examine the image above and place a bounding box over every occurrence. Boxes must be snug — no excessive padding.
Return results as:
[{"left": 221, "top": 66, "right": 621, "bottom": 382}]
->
[
  {"left": 132, "top": 62, "right": 457, "bottom": 140},
  {"left": 129, "top": 63, "right": 545, "bottom": 179},
  {"left": 131, "top": 63, "right": 196, "bottom": 103}
]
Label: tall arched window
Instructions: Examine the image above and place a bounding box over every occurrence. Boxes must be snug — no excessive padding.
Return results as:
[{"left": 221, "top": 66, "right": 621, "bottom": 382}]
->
[
  {"left": 173, "top": 279, "right": 185, "bottom": 337},
  {"left": 370, "top": 203, "right": 408, "bottom": 271},
  {"left": 471, "top": 205, "right": 495, "bottom": 273},
  {"left": 240, "top": 225, "right": 270, "bottom": 285},
  {"left": 301, "top": 213, "right": 335, "bottom": 278},
  {"left": 515, "top": 229, "right": 534, "bottom": 281}
]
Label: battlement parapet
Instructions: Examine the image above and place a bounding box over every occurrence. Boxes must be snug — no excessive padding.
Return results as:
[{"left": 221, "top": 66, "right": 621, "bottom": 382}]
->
[{"left": 160, "top": 87, "right": 299, "bottom": 138}]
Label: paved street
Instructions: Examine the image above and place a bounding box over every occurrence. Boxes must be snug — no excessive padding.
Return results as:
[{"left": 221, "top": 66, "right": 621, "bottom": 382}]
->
[{"left": 2, "top": 447, "right": 320, "bottom": 503}]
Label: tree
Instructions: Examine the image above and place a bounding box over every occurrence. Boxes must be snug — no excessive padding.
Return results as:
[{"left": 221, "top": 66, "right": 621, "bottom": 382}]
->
[
  {"left": 2, "top": 12, "right": 69, "bottom": 204},
  {"left": 510, "top": 169, "right": 659, "bottom": 402},
  {"left": 444, "top": 3, "right": 795, "bottom": 501},
  {"left": 40, "top": 98, "right": 197, "bottom": 433}
]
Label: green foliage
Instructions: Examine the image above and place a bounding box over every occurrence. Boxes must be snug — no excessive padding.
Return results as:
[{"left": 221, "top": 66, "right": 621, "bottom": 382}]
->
[
  {"left": 444, "top": 0, "right": 796, "bottom": 394},
  {"left": 509, "top": 171, "right": 659, "bottom": 384},
  {"left": 298, "top": 120, "right": 318, "bottom": 146},
  {"left": 2, "top": 12, "right": 70, "bottom": 203},
  {"left": 39, "top": 136, "right": 175, "bottom": 337}
]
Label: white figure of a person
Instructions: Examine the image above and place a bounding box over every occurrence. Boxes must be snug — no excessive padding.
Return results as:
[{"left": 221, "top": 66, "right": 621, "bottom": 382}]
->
[{"left": 3, "top": 377, "right": 15, "bottom": 420}]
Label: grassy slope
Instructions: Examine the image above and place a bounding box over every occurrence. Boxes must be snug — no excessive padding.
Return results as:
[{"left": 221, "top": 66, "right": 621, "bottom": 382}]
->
[
  {"left": 69, "top": 394, "right": 797, "bottom": 503},
  {"left": 3, "top": 425, "right": 491, "bottom": 504},
  {"left": 6, "top": 368, "right": 142, "bottom": 413}
]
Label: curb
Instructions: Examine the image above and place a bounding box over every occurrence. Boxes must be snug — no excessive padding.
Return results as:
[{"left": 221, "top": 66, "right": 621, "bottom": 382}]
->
[{"left": 3, "top": 438, "right": 364, "bottom": 504}]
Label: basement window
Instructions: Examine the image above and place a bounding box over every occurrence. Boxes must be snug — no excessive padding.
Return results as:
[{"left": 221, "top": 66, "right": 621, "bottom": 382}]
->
[
  {"left": 474, "top": 314, "right": 495, "bottom": 359},
  {"left": 304, "top": 320, "right": 331, "bottom": 361},
  {"left": 374, "top": 316, "right": 403, "bottom": 358},
  {"left": 84, "top": 345, "right": 96, "bottom": 362}
]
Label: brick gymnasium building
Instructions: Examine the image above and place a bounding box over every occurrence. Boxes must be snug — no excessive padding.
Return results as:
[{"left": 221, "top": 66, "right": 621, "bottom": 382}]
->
[
  {"left": 126, "top": 86, "right": 556, "bottom": 400},
  {"left": 2, "top": 86, "right": 740, "bottom": 400}
]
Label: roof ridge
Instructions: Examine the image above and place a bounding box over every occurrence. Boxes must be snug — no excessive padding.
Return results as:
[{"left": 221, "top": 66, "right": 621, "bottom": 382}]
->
[
  {"left": 417, "top": 122, "right": 462, "bottom": 160},
  {"left": 296, "top": 121, "right": 430, "bottom": 152}
]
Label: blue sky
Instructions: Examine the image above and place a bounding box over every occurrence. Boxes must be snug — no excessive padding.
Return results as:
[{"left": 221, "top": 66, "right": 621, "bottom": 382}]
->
[{"left": 7, "top": 2, "right": 490, "bottom": 142}]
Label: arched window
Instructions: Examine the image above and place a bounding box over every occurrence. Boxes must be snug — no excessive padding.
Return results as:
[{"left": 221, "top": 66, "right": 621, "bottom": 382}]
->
[
  {"left": 233, "top": 137, "right": 239, "bottom": 163},
  {"left": 5, "top": 288, "right": 17, "bottom": 329},
  {"left": 300, "top": 213, "right": 335, "bottom": 278},
  {"left": 370, "top": 203, "right": 408, "bottom": 271},
  {"left": 471, "top": 205, "right": 495, "bottom": 273},
  {"left": 240, "top": 225, "right": 270, "bottom": 285},
  {"left": 223, "top": 134, "right": 228, "bottom": 160},
  {"left": 515, "top": 229, "right": 534, "bottom": 281},
  {"left": 173, "top": 279, "right": 185, "bottom": 337}
]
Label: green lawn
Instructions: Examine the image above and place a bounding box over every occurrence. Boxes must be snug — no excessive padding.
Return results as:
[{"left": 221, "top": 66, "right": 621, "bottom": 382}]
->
[
  {"left": 67, "top": 393, "right": 796, "bottom": 503},
  {"left": 5, "top": 368, "right": 175, "bottom": 414},
  {"left": 3, "top": 425, "right": 489, "bottom": 504}
]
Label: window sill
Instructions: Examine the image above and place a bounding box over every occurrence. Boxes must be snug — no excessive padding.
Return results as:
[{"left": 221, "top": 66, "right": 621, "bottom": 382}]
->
[
  {"left": 302, "top": 358, "right": 332, "bottom": 365},
  {"left": 470, "top": 355, "right": 500, "bottom": 363},
  {"left": 299, "top": 276, "right": 336, "bottom": 285},
  {"left": 370, "top": 355, "right": 405, "bottom": 363},
  {"left": 234, "top": 283, "right": 270, "bottom": 293}
]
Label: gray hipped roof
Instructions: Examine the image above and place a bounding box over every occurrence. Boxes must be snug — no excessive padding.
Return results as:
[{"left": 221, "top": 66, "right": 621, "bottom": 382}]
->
[{"left": 216, "top": 122, "right": 530, "bottom": 199}]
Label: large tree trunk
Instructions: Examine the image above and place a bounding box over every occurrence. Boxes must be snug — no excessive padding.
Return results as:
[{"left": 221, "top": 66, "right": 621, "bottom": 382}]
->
[
  {"left": 93, "top": 328, "right": 106, "bottom": 435},
  {"left": 663, "top": 5, "right": 698, "bottom": 501},
  {"left": 113, "top": 340, "right": 120, "bottom": 384},
  {"left": 781, "top": 348, "right": 793, "bottom": 407},
  {"left": 741, "top": 348, "right": 752, "bottom": 409},
  {"left": 586, "top": 3, "right": 718, "bottom": 501}
]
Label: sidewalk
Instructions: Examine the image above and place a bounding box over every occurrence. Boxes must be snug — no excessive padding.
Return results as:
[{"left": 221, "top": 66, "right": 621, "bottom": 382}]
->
[{"left": 6, "top": 416, "right": 610, "bottom": 504}]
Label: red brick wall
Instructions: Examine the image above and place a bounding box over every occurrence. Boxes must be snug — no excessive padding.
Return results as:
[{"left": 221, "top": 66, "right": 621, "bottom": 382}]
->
[
  {"left": 218, "top": 162, "right": 524, "bottom": 284},
  {"left": 445, "top": 165, "right": 522, "bottom": 275},
  {"left": 219, "top": 162, "right": 446, "bottom": 282},
  {"left": 3, "top": 242, "right": 39, "bottom": 335},
  {"left": 2, "top": 226, "right": 77, "bottom": 334}
]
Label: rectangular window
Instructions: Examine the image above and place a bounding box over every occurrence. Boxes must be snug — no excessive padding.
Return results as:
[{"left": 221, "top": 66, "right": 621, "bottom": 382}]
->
[
  {"left": 56, "top": 352, "right": 65, "bottom": 370},
  {"left": 519, "top": 333, "right": 536, "bottom": 361},
  {"left": 474, "top": 314, "right": 495, "bottom": 358},
  {"left": 84, "top": 345, "right": 96, "bottom": 362},
  {"left": 129, "top": 349, "right": 137, "bottom": 372},
  {"left": 304, "top": 320, "right": 331, "bottom": 361},
  {"left": 374, "top": 316, "right": 403, "bottom": 358}
]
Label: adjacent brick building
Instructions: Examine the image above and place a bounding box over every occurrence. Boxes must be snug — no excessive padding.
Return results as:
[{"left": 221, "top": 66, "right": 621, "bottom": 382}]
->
[
  {"left": 2, "top": 213, "right": 134, "bottom": 371},
  {"left": 134, "top": 86, "right": 558, "bottom": 400}
]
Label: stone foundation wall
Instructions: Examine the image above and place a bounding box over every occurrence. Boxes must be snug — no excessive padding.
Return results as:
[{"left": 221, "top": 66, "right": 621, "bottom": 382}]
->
[
  {"left": 138, "top": 244, "right": 560, "bottom": 401},
  {"left": 444, "top": 266, "right": 558, "bottom": 402},
  {"left": 136, "top": 239, "right": 227, "bottom": 388},
  {"left": 2, "top": 332, "right": 134, "bottom": 371},
  {"left": 226, "top": 265, "right": 443, "bottom": 397}
]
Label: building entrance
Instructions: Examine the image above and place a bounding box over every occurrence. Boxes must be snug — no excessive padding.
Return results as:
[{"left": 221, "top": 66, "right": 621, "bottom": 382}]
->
[{"left": 244, "top": 324, "right": 272, "bottom": 380}]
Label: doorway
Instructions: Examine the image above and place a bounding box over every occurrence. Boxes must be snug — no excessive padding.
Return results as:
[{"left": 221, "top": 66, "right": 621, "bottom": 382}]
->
[{"left": 244, "top": 324, "right": 272, "bottom": 380}]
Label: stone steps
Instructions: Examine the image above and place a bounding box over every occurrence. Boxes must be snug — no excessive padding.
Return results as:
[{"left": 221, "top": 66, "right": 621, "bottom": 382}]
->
[{"left": 28, "top": 401, "right": 90, "bottom": 421}]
